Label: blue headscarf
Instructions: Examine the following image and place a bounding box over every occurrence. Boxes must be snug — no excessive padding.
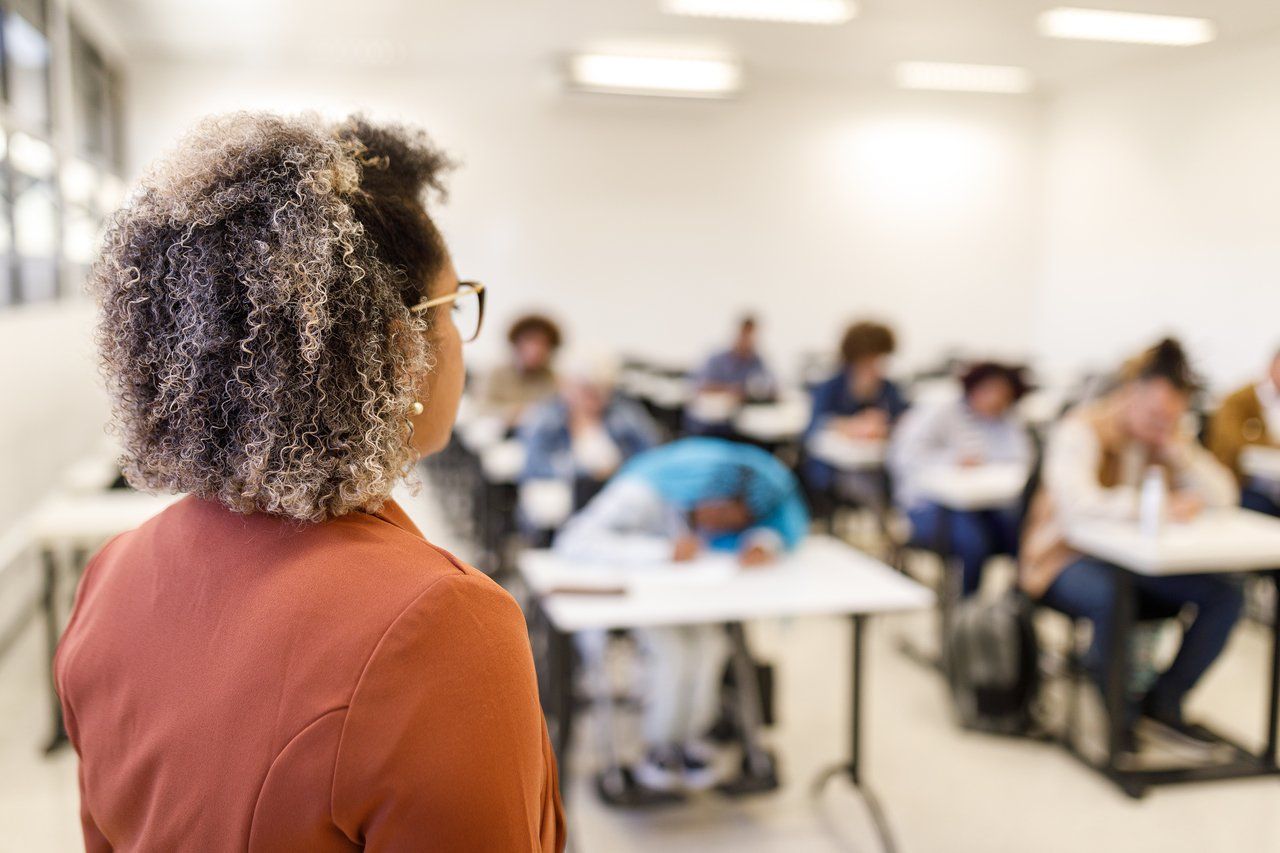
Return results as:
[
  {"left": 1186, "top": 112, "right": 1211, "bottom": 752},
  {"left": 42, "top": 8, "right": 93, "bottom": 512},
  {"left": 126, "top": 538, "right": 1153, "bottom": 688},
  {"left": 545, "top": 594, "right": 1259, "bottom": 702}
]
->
[{"left": 617, "top": 437, "right": 810, "bottom": 551}]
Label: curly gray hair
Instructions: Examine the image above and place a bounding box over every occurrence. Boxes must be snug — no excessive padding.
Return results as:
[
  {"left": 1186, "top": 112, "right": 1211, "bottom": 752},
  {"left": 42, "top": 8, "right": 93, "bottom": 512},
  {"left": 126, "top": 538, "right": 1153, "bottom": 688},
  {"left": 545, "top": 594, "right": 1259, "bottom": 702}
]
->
[{"left": 92, "top": 112, "right": 454, "bottom": 522}]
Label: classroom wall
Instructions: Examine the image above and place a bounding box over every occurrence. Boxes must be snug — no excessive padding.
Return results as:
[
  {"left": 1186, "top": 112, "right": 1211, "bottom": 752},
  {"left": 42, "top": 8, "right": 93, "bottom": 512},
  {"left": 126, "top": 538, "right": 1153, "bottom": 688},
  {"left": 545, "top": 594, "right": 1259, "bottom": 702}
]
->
[
  {"left": 123, "top": 58, "right": 1045, "bottom": 378},
  {"left": 1036, "top": 31, "right": 1280, "bottom": 391}
]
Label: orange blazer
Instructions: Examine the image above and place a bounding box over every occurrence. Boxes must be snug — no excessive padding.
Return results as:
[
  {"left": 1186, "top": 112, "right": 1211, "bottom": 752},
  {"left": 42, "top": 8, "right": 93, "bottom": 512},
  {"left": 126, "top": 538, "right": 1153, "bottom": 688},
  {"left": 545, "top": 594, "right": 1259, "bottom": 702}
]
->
[{"left": 55, "top": 494, "right": 565, "bottom": 852}]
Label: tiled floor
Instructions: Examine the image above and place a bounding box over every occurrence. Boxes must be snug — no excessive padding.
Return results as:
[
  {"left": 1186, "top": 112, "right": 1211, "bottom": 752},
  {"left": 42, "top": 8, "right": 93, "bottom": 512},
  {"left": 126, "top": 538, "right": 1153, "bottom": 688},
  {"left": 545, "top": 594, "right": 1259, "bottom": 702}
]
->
[{"left": 4, "top": 484, "right": 1280, "bottom": 852}]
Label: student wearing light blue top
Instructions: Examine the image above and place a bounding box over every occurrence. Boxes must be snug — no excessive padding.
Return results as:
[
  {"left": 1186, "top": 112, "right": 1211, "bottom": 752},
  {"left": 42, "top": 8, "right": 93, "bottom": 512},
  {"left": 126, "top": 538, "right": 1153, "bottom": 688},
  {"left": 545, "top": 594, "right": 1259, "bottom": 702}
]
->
[
  {"left": 889, "top": 362, "right": 1034, "bottom": 597},
  {"left": 554, "top": 438, "right": 809, "bottom": 792}
]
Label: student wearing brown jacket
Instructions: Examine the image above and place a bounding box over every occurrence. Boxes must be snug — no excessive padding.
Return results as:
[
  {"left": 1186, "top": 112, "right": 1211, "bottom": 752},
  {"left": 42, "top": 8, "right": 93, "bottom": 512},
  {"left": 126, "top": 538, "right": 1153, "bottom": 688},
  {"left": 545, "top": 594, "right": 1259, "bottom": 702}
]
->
[
  {"left": 1207, "top": 349, "right": 1280, "bottom": 516},
  {"left": 56, "top": 114, "right": 565, "bottom": 852}
]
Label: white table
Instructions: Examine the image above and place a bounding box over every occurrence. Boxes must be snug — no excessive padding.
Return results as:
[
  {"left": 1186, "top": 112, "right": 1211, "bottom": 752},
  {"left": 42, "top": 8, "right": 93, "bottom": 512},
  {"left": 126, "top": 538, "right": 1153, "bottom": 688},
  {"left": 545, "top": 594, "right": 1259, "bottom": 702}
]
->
[
  {"left": 1241, "top": 445, "right": 1280, "bottom": 484},
  {"left": 684, "top": 391, "right": 741, "bottom": 426},
  {"left": 523, "top": 536, "right": 931, "bottom": 631},
  {"left": 642, "top": 375, "right": 694, "bottom": 411},
  {"left": 521, "top": 536, "right": 930, "bottom": 846},
  {"left": 28, "top": 490, "right": 181, "bottom": 752},
  {"left": 518, "top": 479, "right": 575, "bottom": 532},
  {"left": 1067, "top": 508, "right": 1280, "bottom": 576},
  {"left": 480, "top": 439, "right": 527, "bottom": 484},
  {"left": 1062, "top": 507, "right": 1280, "bottom": 797},
  {"left": 915, "top": 463, "right": 1028, "bottom": 512},
  {"left": 733, "top": 399, "right": 811, "bottom": 446},
  {"left": 806, "top": 430, "right": 886, "bottom": 471}
]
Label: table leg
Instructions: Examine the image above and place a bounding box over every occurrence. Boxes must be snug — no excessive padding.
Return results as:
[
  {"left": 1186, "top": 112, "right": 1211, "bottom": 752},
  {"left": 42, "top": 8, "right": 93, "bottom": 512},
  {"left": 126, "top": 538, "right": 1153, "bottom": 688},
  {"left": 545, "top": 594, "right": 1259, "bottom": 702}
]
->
[
  {"left": 725, "top": 622, "right": 773, "bottom": 780},
  {"left": 42, "top": 547, "right": 67, "bottom": 753},
  {"left": 1265, "top": 570, "right": 1280, "bottom": 767},
  {"left": 814, "top": 615, "right": 898, "bottom": 853},
  {"left": 1105, "top": 566, "right": 1136, "bottom": 782}
]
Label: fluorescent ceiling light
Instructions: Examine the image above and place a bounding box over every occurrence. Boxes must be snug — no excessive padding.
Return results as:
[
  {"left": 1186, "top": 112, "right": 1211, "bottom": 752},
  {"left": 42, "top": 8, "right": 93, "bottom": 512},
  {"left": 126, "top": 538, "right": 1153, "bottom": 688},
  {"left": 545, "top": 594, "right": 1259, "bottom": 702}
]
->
[
  {"left": 567, "top": 53, "right": 742, "bottom": 98},
  {"left": 662, "top": 0, "right": 856, "bottom": 25},
  {"left": 896, "top": 62, "right": 1033, "bottom": 94},
  {"left": 1038, "top": 8, "right": 1215, "bottom": 46}
]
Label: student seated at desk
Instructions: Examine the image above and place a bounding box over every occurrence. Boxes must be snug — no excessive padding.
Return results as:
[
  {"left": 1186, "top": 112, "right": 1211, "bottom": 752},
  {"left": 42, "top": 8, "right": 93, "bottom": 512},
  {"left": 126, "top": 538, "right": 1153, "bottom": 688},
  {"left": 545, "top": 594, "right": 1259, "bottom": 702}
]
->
[
  {"left": 890, "top": 362, "right": 1033, "bottom": 597},
  {"left": 1021, "top": 339, "right": 1241, "bottom": 754},
  {"left": 554, "top": 438, "right": 809, "bottom": 792},
  {"left": 1207, "top": 346, "right": 1280, "bottom": 516},
  {"left": 685, "top": 315, "right": 777, "bottom": 435},
  {"left": 518, "top": 360, "right": 661, "bottom": 510},
  {"left": 478, "top": 313, "right": 563, "bottom": 425},
  {"left": 803, "top": 321, "right": 908, "bottom": 499}
]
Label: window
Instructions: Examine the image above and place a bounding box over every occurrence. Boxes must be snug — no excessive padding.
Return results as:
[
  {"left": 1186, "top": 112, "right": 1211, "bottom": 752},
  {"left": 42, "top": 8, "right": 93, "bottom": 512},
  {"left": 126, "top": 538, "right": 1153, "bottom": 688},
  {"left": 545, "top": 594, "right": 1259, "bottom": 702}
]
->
[{"left": 3, "top": 0, "right": 52, "bottom": 134}]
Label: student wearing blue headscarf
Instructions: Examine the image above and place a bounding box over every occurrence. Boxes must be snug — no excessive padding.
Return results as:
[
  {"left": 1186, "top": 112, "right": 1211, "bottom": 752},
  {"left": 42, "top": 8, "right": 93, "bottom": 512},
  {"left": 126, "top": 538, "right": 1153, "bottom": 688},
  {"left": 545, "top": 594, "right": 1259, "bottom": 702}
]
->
[{"left": 554, "top": 437, "right": 810, "bottom": 792}]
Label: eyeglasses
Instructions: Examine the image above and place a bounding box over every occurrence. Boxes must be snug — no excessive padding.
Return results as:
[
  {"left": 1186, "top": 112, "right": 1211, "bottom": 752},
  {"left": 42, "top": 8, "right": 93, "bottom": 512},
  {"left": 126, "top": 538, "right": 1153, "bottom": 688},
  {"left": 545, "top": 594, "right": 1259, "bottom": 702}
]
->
[{"left": 409, "top": 281, "right": 486, "bottom": 343}]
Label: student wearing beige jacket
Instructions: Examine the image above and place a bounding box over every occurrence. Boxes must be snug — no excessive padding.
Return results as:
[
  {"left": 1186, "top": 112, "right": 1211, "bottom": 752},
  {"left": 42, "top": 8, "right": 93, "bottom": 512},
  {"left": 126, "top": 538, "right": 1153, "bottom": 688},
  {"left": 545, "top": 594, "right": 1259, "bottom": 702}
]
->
[{"left": 1021, "top": 339, "right": 1241, "bottom": 756}]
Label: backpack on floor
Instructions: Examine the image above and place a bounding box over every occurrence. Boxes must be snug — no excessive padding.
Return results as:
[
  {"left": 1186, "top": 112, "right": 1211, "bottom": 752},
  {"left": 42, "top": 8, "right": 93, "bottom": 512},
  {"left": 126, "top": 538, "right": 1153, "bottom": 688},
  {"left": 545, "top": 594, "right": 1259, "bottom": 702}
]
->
[{"left": 946, "top": 589, "right": 1040, "bottom": 736}]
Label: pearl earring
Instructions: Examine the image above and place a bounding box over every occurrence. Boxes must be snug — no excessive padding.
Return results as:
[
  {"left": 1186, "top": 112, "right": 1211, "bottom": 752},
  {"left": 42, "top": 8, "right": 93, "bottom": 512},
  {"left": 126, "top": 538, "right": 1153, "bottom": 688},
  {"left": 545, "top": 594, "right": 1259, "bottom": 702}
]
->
[{"left": 410, "top": 401, "right": 424, "bottom": 416}]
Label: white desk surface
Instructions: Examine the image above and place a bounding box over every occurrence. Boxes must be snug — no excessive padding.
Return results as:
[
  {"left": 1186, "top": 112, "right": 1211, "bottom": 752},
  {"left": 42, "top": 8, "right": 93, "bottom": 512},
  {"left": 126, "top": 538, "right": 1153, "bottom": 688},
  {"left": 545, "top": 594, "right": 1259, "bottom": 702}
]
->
[
  {"left": 915, "top": 463, "right": 1027, "bottom": 511},
  {"left": 519, "top": 535, "right": 933, "bottom": 632},
  {"left": 481, "top": 439, "right": 527, "bottom": 484},
  {"left": 806, "top": 430, "right": 886, "bottom": 471},
  {"left": 518, "top": 479, "right": 574, "bottom": 530},
  {"left": 642, "top": 376, "right": 694, "bottom": 409},
  {"left": 733, "top": 400, "right": 811, "bottom": 443},
  {"left": 1066, "top": 507, "right": 1280, "bottom": 576},
  {"left": 1241, "top": 445, "right": 1280, "bottom": 483},
  {"left": 28, "top": 491, "right": 181, "bottom": 547},
  {"left": 457, "top": 415, "right": 508, "bottom": 454},
  {"left": 685, "top": 392, "right": 740, "bottom": 425}
]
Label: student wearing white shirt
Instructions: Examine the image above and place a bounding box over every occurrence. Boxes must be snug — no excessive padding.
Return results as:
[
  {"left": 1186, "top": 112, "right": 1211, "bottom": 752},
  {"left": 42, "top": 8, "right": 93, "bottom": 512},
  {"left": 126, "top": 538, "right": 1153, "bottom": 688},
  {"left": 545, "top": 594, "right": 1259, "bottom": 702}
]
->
[{"left": 889, "top": 362, "right": 1033, "bottom": 596}]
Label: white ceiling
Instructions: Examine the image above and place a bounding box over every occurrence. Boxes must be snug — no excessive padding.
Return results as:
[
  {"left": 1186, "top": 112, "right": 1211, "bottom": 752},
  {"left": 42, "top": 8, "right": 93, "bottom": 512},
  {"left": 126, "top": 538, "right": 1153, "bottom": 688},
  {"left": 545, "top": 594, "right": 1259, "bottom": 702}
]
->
[{"left": 90, "top": 0, "right": 1280, "bottom": 91}]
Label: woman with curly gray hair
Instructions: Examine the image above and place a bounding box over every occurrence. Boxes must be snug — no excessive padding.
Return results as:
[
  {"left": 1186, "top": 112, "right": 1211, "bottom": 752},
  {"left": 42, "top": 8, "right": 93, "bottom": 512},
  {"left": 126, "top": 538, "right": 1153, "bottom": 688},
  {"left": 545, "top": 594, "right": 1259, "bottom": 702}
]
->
[{"left": 54, "top": 113, "right": 565, "bottom": 851}]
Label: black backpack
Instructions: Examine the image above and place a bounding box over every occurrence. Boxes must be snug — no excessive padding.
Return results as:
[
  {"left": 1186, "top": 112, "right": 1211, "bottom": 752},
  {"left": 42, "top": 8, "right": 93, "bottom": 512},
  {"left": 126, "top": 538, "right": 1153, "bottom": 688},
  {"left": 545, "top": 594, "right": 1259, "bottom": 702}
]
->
[{"left": 946, "top": 589, "right": 1041, "bottom": 735}]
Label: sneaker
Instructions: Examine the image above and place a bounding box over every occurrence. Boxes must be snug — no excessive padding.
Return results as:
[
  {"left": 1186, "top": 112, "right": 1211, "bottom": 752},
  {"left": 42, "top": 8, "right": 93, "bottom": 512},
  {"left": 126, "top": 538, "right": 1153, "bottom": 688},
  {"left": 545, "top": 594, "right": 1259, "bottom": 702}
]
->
[
  {"left": 1139, "top": 701, "right": 1233, "bottom": 761},
  {"left": 633, "top": 746, "right": 684, "bottom": 792},
  {"left": 679, "top": 742, "right": 720, "bottom": 790}
]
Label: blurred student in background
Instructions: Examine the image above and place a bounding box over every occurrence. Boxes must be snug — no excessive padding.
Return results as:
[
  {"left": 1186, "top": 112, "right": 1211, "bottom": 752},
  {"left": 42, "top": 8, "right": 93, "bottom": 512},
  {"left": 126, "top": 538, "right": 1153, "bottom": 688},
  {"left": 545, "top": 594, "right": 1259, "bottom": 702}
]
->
[
  {"left": 1021, "top": 339, "right": 1241, "bottom": 755},
  {"left": 685, "top": 315, "right": 777, "bottom": 435},
  {"left": 519, "top": 358, "right": 661, "bottom": 509},
  {"left": 479, "top": 313, "right": 563, "bottom": 424},
  {"left": 803, "top": 320, "right": 908, "bottom": 496},
  {"left": 555, "top": 438, "right": 809, "bottom": 792},
  {"left": 890, "top": 362, "right": 1033, "bottom": 597},
  {"left": 1208, "top": 347, "right": 1280, "bottom": 516}
]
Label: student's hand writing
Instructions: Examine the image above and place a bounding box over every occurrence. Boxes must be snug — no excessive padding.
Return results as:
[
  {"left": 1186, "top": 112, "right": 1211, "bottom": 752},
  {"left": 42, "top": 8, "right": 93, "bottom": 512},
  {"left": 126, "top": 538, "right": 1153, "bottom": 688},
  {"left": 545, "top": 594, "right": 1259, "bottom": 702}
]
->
[
  {"left": 738, "top": 544, "right": 776, "bottom": 568},
  {"left": 1168, "top": 491, "right": 1205, "bottom": 523},
  {"left": 672, "top": 535, "right": 701, "bottom": 562}
]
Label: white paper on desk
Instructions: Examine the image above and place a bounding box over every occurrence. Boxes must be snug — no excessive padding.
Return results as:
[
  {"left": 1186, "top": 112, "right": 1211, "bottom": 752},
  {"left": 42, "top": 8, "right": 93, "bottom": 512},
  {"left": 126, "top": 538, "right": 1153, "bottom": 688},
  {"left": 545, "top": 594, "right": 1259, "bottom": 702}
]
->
[
  {"left": 540, "top": 554, "right": 739, "bottom": 592},
  {"left": 627, "top": 555, "right": 740, "bottom": 588}
]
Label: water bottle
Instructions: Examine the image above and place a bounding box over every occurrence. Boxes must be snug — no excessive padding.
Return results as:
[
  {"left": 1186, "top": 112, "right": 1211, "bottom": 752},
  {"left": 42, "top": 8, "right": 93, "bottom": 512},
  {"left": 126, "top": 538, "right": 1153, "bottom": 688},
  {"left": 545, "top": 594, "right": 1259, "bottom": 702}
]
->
[{"left": 1139, "top": 465, "right": 1167, "bottom": 537}]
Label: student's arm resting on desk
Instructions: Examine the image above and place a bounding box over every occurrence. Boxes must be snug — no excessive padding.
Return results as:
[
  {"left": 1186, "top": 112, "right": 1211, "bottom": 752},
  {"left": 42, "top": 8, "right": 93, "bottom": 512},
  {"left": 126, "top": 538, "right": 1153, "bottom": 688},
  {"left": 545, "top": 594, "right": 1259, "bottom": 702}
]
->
[
  {"left": 333, "top": 574, "right": 563, "bottom": 852},
  {"left": 1166, "top": 439, "right": 1239, "bottom": 508},
  {"left": 553, "top": 478, "right": 688, "bottom": 565}
]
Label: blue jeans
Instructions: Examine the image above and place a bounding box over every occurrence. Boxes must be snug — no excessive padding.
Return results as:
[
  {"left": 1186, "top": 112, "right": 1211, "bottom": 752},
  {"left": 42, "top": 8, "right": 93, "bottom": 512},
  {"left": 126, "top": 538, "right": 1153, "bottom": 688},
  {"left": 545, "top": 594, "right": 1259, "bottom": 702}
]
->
[
  {"left": 907, "top": 503, "right": 1020, "bottom": 597},
  {"left": 1242, "top": 486, "right": 1280, "bottom": 517},
  {"left": 1042, "top": 557, "right": 1243, "bottom": 714}
]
